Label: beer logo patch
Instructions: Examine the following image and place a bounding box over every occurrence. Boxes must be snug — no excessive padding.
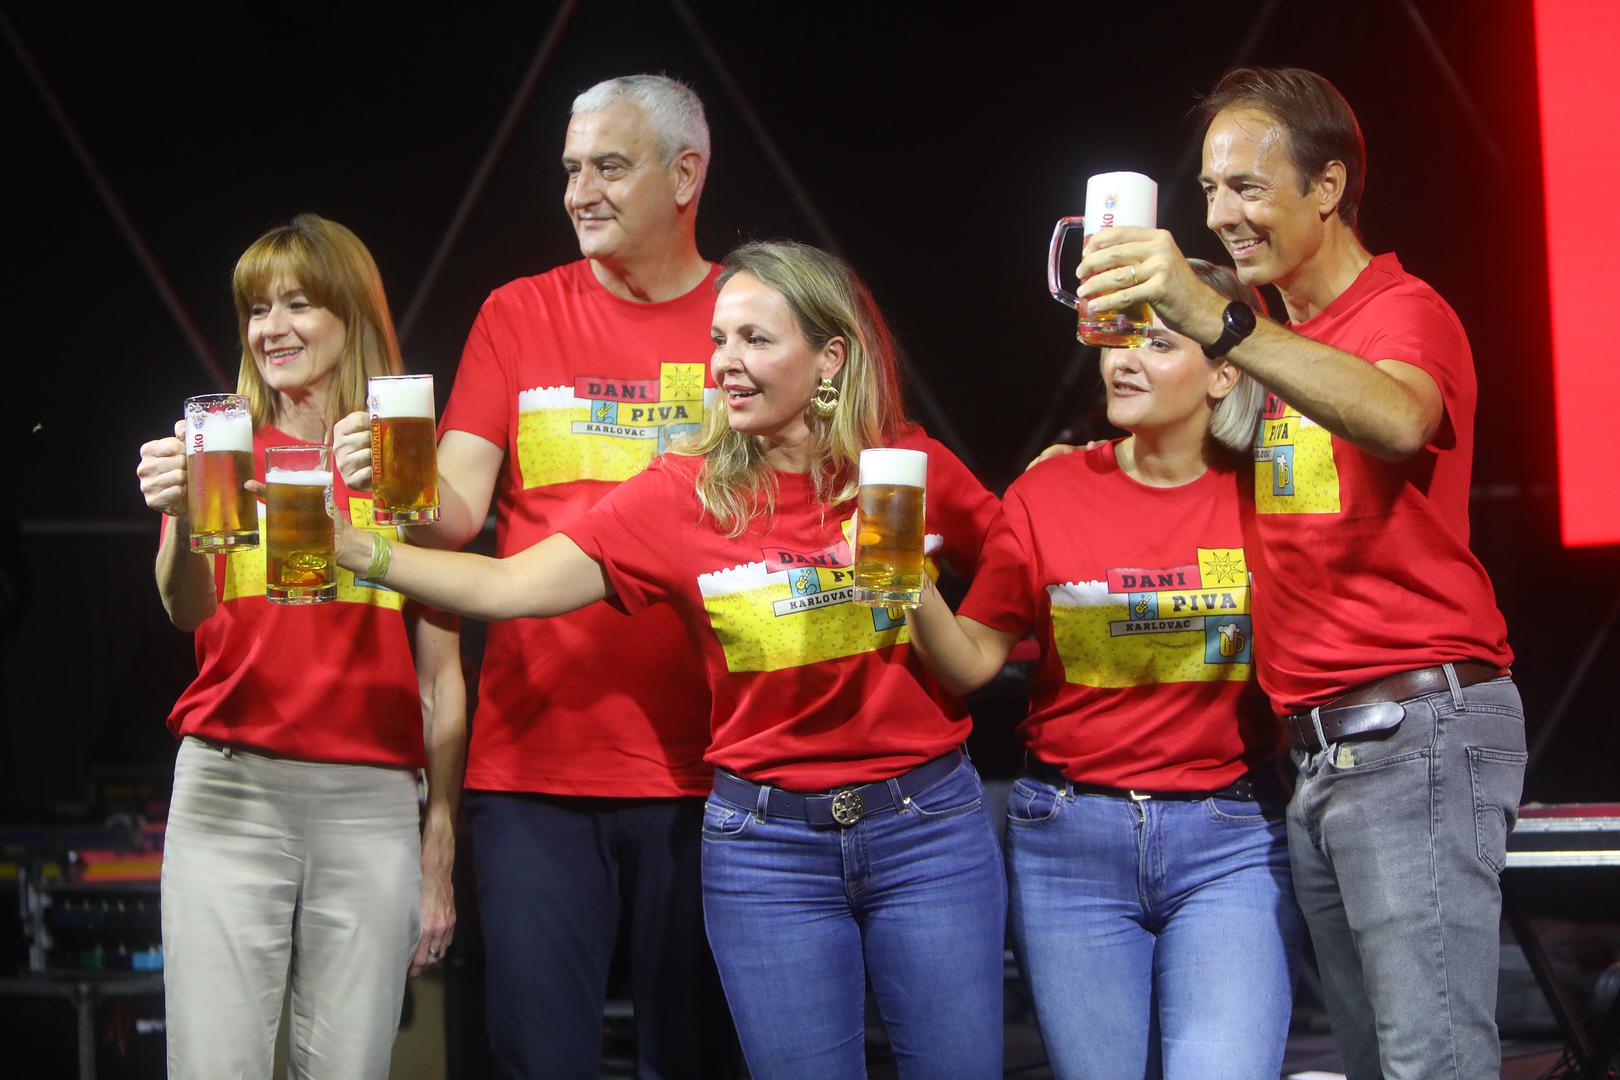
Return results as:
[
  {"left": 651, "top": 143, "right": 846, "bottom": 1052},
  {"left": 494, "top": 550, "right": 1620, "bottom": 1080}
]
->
[
  {"left": 515, "top": 362, "right": 713, "bottom": 489},
  {"left": 1253, "top": 392, "right": 1341, "bottom": 515},
  {"left": 1046, "top": 547, "right": 1254, "bottom": 688},
  {"left": 221, "top": 497, "right": 405, "bottom": 609},
  {"left": 697, "top": 518, "right": 937, "bottom": 673}
]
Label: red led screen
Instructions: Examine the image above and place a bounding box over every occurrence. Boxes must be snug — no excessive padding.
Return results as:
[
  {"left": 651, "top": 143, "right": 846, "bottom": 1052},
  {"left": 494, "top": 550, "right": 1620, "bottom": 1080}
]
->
[{"left": 1536, "top": 0, "right": 1620, "bottom": 546}]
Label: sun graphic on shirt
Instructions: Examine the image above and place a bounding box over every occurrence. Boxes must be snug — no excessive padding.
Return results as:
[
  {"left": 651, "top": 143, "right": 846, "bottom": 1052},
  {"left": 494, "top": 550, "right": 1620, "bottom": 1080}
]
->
[
  {"left": 663, "top": 366, "right": 703, "bottom": 400},
  {"left": 1203, "top": 551, "right": 1245, "bottom": 586}
]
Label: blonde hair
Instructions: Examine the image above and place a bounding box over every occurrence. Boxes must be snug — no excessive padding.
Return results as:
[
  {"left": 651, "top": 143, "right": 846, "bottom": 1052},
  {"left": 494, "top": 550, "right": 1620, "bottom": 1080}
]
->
[
  {"left": 231, "top": 213, "right": 403, "bottom": 430},
  {"left": 1187, "top": 258, "right": 1269, "bottom": 455},
  {"left": 678, "top": 241, "right": 911, "bottom": 536}
]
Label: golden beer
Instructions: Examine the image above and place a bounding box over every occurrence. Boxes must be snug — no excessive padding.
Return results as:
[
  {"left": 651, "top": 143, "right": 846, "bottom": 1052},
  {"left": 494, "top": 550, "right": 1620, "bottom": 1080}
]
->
[
  {"left": 184, "top": 394, "right": 258, "bottom": 552},
  {"left": 1048, "top": 172, "right": 1159, "bottom": 349},
  {"left": 264, "top": 446, "right": 335, "bottom": 605},
  {"left": 369, "top": 375, "right": 439, "bottom": 524},
  {"left": 1079, "top": 299, "right": 1154, "bottom": 348},
  {"left": 853, "top": 448, "right": 928, "bottom": 608}
]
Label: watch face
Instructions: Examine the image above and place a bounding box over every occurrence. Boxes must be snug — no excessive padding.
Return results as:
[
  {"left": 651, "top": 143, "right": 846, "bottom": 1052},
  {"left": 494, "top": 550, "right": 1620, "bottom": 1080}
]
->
[{"left": 1227, "top": 301, "right": 1257, "bottom": 336}]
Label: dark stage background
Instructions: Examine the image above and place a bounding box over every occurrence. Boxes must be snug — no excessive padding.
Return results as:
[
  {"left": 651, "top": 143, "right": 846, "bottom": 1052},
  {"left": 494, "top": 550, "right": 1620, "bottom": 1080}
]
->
[{"left": 3, "top": 0, "right": 1614, "bottom": 817}]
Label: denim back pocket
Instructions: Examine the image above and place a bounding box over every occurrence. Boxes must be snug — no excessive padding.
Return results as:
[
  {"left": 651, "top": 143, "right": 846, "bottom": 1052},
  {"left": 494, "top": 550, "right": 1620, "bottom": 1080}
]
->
[
  {"left": 1005, "top": 778, "right": 1063, "bottom": 827},
  {"left": 1468, "top": 746, "right": 1528, "bottom": 873},
  {"left": 702, "top": 799, "right": 755, "bottom": 840}
]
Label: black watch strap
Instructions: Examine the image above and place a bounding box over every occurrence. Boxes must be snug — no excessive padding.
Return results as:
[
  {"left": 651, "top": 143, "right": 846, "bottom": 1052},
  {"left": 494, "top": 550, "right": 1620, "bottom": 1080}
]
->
[{"left": 1202, "top": 301, "right": 1257, "bottom": 360}]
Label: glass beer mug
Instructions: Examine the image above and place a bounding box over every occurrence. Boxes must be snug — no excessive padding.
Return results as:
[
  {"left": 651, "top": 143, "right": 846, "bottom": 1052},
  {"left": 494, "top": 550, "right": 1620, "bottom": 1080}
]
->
[
  {"left": 853, "top": 448, "right": 927, "bottom": 608},
  {"left": 183, "top": 393, "right": 259, "bottom": 552},
  {"left": 368, "top": 374, "right": 440, "bottom": 524},
  {"left": 1047, "top": 170, "right": 1158, "bottom": 348},
  {"left": 264, "top": 445, "right": 336, "bottom": 605}
]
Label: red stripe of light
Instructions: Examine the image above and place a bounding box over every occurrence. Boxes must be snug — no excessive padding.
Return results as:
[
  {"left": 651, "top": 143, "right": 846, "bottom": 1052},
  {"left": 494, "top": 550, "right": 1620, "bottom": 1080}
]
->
[{"left": 1536, "top": 0, "right": 1620, "bottom": 546}]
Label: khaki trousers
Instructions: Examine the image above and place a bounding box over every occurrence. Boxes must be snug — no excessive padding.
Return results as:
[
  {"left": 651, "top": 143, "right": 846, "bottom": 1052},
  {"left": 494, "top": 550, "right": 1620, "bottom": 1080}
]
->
[{"left": 162, "top": 736, "right": 421, "bottom": 1079}]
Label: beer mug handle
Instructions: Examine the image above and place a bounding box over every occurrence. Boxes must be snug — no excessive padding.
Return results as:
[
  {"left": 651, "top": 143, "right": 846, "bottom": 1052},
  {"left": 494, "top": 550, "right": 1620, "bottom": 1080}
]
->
[{"left": 1048, "top": 216, "right": 1086, "bottom": 310}]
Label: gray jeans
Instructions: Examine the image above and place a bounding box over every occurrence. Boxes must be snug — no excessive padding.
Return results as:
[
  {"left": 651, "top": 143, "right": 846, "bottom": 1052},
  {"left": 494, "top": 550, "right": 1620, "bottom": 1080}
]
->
[{"left": 1287, "top": 670, "right": 1527, "bottom": 1080}]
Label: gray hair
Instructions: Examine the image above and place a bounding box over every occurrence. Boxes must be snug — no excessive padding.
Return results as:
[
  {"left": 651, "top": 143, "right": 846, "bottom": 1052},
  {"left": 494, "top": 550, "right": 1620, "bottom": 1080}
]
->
[
  {"left": 572, "top": 74, "right": 711, "bottom": 194},
  {"left": 1187, "top": 259, "right": 1268, "bottom": 455}
]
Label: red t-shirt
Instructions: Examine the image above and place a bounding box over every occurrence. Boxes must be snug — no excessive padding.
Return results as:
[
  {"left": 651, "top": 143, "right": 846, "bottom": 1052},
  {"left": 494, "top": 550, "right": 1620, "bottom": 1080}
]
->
[
  {"left": 1244, "top": 253, "right": 1513, "bottom": 714},
  {"left": 166, "top": 426, "right": 427, "bottom": 768},
  {"left": 440, "top": 260, "right": 719, "bottom": 796},
  {"left": 562, "top": 429, "right": 998, "bottom": 790},
  {"left": 959, "top": 442, "right": 1275, "bottom": 790}
]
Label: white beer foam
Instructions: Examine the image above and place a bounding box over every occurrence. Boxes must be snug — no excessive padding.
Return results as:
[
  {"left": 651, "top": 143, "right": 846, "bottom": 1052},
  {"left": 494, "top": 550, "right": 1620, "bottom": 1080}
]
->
[
  {"left": 370, "top": 376, "right": 435, "bottom": 418},
  {"left": 1047, "top": 579, "right": 1118, "bottom": 609},
  {"left": 517, "top": 385, "right": 577, "bottom": 412},
  {"left": 265, "top": 468, "right": 333, "bottom": 487},
  {"left": 1083, "top": 170, "right": 1158, "bottom": 235},
  {"left": 858, "top": 448, "right": 926, "bottom": 488},
  {"left": 696, "top": 559, "right": 772, "bottom": 598},
  {"left": 189, "top": 411, "right": 252, "bottom": 455}
]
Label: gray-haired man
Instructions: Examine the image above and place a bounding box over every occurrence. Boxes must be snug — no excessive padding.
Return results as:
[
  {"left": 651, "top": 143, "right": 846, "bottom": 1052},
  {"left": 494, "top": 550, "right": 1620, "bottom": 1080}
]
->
[{"left": 341, "top": 74, "right": 737, "bottom": 1078}]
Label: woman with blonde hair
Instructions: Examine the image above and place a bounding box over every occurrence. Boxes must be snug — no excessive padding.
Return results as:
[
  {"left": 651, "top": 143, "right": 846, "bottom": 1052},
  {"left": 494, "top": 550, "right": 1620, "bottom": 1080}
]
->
[
  {"left": 331, "top": 239, "right": 1007, "bottom": 1078},
  {"left": 133, "top": 213, "right": 464, "bottom": 1079},
  {"left": 905, "top": 260, "right": 1302, "bottom": 1080}
]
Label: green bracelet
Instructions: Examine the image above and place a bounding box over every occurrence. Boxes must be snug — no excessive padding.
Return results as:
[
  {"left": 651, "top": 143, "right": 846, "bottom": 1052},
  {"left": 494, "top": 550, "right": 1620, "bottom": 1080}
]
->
[{"left": 363, "top": 530, "right": 393, "bottom": 583}]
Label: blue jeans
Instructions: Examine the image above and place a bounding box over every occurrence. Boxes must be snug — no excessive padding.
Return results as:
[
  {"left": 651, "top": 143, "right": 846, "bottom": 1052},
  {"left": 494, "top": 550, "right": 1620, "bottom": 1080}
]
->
[
  {"left": 701, "top": 753, "right": 1007, "bottom": 1080},
  {"left": 1288, "top": 672, "right": 1527, "bottom": 1080},
  {"left": 1005, "top": 775, "right": 1302, "bottom": 1080},
  {"left": 467, "top": 792, "right": 739, "bottom": 1080}
]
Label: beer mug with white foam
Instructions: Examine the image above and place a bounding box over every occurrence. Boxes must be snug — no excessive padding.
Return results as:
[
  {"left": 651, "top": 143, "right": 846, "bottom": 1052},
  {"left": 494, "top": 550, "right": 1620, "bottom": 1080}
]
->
[
  {"left": 368, "top": 374, "right": 439, "bottom": 524},
  {"left": 853, "top": 448, "right": 928, "bottom": 608},
  {"left": 1047, "top": 170, "right": 1158, "bottom": 347},
  {"left": 183, "top": 393, "right": 259, "bottom": 552},
  {"left": 264, "top": 445, "right": 335, "bottom": 604}
]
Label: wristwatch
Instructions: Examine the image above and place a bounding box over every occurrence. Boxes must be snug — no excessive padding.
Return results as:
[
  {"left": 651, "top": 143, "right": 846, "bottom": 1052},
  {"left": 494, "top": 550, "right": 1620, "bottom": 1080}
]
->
[{"left": 1202, "top": 301, "right": 1257, "bottom": 360}]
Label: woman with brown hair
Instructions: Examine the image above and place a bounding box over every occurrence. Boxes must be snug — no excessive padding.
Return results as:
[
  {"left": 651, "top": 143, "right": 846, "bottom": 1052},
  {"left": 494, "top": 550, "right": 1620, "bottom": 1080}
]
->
[{"left": 134, "top": 213, "right": 464, "bottom": 1078}]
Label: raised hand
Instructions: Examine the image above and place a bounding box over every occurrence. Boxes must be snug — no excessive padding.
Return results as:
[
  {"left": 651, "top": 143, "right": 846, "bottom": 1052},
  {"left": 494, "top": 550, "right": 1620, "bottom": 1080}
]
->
[
  {"left": 334, "top": 409, "right": 374, "bottom": 493},
  {"left": 136, "top": 419, "right": 189, "bottom": 517}
]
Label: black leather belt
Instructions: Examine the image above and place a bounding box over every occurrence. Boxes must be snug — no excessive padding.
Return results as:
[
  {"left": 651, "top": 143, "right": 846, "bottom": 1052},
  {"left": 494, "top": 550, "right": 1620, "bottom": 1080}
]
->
[
  {"left": 1283, "top": 661, "right": 1508, "bottom": 753},
  {"left": 1024, "top": 758, "right": 1282, "bottom": 802},
  {"left": 712, "top": 750, "right": 964, "bottom": 829}
]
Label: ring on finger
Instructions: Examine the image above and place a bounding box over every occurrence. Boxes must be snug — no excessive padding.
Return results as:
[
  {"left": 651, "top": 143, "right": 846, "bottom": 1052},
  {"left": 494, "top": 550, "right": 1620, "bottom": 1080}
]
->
[{"left": 1127, "top": 265, "right": 1139, "bottom": 286}]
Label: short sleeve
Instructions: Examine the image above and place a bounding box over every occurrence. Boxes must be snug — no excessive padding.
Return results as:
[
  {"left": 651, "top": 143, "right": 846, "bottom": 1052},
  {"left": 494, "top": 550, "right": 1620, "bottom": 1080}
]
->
[
  {"left": 558, "top": 459, "right": 688, "bottom": 615},
  {"left": 956, "top": 486, "right": 1039, "bottom": 635},
  {"left": 1361, "top": 290, "right": 1470, "bottom": 452},
  {"left": 923, "top": 440, "right": 999, "bottom": 577},
  {"left": 439, "top": 301, "right": 511, "bottom": 447}
]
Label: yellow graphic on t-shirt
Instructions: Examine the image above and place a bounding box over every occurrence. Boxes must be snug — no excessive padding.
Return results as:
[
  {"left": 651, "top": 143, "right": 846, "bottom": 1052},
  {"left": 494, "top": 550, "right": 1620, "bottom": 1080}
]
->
[
  {"left": 1047, "top": 548, "right": 1253, "bottom": 688},
  {"left": 1253, "top": 395, "right": 1340, "bottom": 514},
  {"left": 697, "top": 517, "right": 942, "bottom": 673},
  {"left": 221, "top": 496, "right": 404, "bottom": 610},
  {"left": 515, "top": 362, "right": 710, "bottom": 489}
]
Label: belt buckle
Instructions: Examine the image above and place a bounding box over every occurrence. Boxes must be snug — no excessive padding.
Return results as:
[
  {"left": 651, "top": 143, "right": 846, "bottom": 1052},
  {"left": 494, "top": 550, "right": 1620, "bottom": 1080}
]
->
[
  {"left": 1128, "top": 790, "right": 1151, "bottom": 802},
  {"left": 830, "top": 788, "right": 865, "bottom": 827}
]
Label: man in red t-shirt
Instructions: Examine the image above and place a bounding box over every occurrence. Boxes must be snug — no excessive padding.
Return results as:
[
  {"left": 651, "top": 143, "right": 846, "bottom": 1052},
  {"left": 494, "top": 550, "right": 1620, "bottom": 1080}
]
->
[
  {"left": 1076, "top": 68, "right": 1525, "bottom": 1079},
  {"left": 338, "top": 75, "right": 737, "bottom": 1078}
]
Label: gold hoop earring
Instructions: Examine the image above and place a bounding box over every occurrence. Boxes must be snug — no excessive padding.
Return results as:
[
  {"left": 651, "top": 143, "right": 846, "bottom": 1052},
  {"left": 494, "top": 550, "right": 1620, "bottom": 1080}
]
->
[{"left": 809, "top": 378, "right": 840, "bottom": 419}]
